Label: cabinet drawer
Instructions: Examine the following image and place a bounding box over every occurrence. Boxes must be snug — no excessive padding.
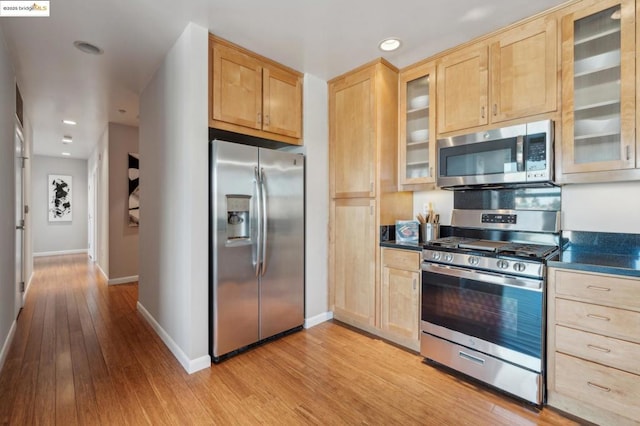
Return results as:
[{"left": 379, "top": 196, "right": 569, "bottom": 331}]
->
[
  {"left": 382, "top": 248, "right": 420, "bottom": 271},
  {"left": 555, "top": 269, "right": 640, "bottom": 311},
  {"left": 555, "top": 325, "right": 640, "bottom": 375},
  {"left": 555, "top": 298, "right": 640, "bottom": 343},
  {"left": 555, "top": 353, "right": 640, "bottom": 422}
]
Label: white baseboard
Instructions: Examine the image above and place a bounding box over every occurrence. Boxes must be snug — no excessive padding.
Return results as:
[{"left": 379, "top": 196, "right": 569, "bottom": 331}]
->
[
  {"left": 95, "top": 263, "right": 108, "bottom": 282},
  {"left": 33, "top": 249, "right": 88, "bottom": 258},
  {"left": 304, "top": 311, "right": 333, "bottom": 329},
  {"left": 0, "top": 320, "right": 17, "bottom": 373},
  {"left": 108, "top": 275, "right": 138, "bottom": 285},
  {"left": 22, "top": 271, "right": 34, "bottom": 305},
  {"left": 136, "top": 301, "right": 211, "bottom": 374}
]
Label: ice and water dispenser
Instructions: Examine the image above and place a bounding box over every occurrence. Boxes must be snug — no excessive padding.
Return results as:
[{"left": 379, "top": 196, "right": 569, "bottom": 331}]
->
[{"left": 225, "top": 194, "right": 251, "bottom": 245}]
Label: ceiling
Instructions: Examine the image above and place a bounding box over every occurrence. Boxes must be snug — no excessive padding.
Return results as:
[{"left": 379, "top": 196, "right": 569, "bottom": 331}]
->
[{"left": 0, "top": 0, "right": 567, "bottom": 159}]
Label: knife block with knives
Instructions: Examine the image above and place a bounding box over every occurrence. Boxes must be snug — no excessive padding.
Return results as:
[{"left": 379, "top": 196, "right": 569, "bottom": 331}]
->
[{"left": 417, "top": 204, "right": 440, "bottom": 243}]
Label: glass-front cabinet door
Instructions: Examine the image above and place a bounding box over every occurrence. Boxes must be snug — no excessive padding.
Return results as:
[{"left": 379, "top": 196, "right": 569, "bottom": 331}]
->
[
  {"left": 561, "top": 0, "right": 635, "bottom": 174},
  {"left": 399, "top": 62, "right": 436, "bottom": 187}
]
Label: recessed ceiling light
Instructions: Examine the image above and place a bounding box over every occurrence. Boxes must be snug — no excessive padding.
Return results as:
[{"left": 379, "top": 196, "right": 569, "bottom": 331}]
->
[
  {"left": 62, "top": 152, "right": 71, "bottom": 156},
  {"left": 62, "top": 119, "right": 77, "bottom": 125},
  {"left": 62, "top": 136, "right": 73, "bottom": 144},
  {"left": 73, "top": 40, "right": 104, "bottom": 55},
  {"left": 379, "top": 38, "right": 401, "bottom": 52}
]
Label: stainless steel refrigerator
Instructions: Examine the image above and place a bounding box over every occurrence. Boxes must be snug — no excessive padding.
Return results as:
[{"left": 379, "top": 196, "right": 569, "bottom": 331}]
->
[{"left": 209, "top": 139, "right": 304, "bottom": 361}]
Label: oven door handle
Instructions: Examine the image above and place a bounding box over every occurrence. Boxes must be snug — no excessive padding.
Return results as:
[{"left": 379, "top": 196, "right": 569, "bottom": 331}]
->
[{"left": 421, "top": 262, "right": 543, "bottom": 291}]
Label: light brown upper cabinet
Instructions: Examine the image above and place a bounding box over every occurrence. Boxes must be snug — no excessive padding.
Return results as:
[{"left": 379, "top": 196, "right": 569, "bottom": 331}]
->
[
  {"left": 491, "top": 16, "right": 557, "bottom": 123},
  {"left": 437, "top": 15, "right": 557, "bottom": 135},
  {"left": 559, "top": 0, "right": 637, "bottom": 181},
  {"left": 437, "top": 43, "right": 489, "bottom": 134},
  {"left": 399, "top": 61, "right": 437, "bottom": 188},
  {"left": 329, "top": 65, "right": 377, "bottom": 198},
  {"left": 209, "top": 35, "right": 303, "bottom": 145}
]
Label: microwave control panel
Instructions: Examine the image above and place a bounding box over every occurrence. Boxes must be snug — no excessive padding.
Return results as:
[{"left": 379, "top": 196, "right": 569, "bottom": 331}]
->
[{"left": 525, "top": 133, "right": 550, "bottom": 181}]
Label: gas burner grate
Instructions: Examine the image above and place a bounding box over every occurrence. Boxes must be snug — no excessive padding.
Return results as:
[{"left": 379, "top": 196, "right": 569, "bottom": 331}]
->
[
  {"left": 497, "top": 243, "right": 558, "bottom": 258},
  {"left": 427, "top": 236, "right": 476, "bottom": 249}
]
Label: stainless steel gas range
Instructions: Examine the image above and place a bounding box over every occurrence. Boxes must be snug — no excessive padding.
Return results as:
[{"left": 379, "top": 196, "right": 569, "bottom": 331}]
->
[{"left": 420, "top": 188, "right": 562, "bottom": 405}]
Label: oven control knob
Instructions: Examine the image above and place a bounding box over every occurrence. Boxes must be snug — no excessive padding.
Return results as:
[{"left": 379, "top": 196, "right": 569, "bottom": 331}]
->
[
  {"left": 513, "top": 262, "right": 526, "bottom": 272},
  {"left": 468, "top": 256, "right": 479, "bottom": 266},
  {"left": 431, "top": 252, "right": 441, "bottom": 261},
  {"left": 443, "top": 253, "right": 453, "bottom": 262},
  {"left": 497, "top": 259, "right": 509, "bottom": 270}
]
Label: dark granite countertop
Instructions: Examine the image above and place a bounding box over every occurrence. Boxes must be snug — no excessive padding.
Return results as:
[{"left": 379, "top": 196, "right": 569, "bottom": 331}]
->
[
  {"left": 380, "top": 240, "right": 423, "bottom": 252},
  {"left": 548, "top": 231, "right": 640, "bottom": 278},
  {"left": 380, "top": 229, "right": 640, "bottom": 277}
]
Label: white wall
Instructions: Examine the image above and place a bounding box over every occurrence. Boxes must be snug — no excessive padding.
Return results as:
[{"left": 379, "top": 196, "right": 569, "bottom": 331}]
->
[
  {"left": 32, "top": 156, "right": 88, "bottom": 255},
  {"left": 108, "top": 123, "right": 139, "bottom": 281},
  {"left": 0, "top": 30, "right": 17, "bottom": 371},
  {"left": 562, "top": 181, "right": 640, "bottom": 233},
  {"left": 138, "top": 22, "right": 210, "bottom": 373},
  {"left": 281, "top": 74, "right": 331, "bottom": 326},
  {"left": 413, "top": 189, "right": 454, "bottom": 225},
  {"left": 301, "top": 74, "right": 330, "bottom": 325}
]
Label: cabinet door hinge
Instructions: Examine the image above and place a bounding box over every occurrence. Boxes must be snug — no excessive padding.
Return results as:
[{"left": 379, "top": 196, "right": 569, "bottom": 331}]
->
[{"left": 20, "top": 281, "right": 25, "bottom": 292}]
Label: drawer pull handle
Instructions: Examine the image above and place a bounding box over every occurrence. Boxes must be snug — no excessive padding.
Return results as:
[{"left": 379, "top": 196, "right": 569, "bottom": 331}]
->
[
  {"left": 587, "top": 344, "right": 611, "bottom": 353},
  {"left": 587, "top": 382, "right": 611, "bottom": 393},
  {"left": 587, "top": 285, "right": 611, "bottom": 292},
  {"left": 459, "top": 351, "right": 485, "bottom": 365},
  {"left": 587, "top": 313, "right": 610, "bottom": 321}
]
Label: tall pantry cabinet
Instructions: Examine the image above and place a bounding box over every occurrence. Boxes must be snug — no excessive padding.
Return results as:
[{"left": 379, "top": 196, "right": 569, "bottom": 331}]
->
[{"left": 329, "top": 59, "right": 412, "bottom": 330}]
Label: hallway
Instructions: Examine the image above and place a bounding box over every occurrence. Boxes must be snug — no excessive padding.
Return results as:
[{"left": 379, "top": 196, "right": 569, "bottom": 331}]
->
[{"left": 0, "top": 255, "right": 577, "bottom": 425}]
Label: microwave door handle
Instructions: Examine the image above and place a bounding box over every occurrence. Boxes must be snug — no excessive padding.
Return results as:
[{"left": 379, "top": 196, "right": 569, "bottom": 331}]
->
[{"left": 516, "top": 135, "right": 524, "bottom": 172}]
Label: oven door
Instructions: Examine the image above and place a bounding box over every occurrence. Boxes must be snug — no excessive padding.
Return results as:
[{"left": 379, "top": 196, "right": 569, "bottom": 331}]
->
[{"left": 421, "top": 262, "right": 544, "bottom": 371}]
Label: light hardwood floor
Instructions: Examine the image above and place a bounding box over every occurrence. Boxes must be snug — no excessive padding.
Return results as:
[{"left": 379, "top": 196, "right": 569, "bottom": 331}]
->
[{"left": 0, "top": 254, "right": 579, "bottom": 425}]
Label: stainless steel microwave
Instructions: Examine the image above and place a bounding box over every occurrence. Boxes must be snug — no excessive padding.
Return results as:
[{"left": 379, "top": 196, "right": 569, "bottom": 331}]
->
[{"left": 437, "top": 120, "right": 554, "bottom": 189}]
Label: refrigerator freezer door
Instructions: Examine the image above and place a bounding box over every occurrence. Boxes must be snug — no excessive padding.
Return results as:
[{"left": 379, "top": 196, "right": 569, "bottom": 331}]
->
[
  {"left": 258, "top": 148, "right": 305, "bottom": 339},
  {"left": 211, "top": 140, "right": 260, "bottom": 357}
]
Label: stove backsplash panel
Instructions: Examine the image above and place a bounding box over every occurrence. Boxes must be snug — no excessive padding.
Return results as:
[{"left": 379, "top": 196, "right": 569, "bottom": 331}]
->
[{"left": 453, "top": 187, "right": 561, "bottom": 212}]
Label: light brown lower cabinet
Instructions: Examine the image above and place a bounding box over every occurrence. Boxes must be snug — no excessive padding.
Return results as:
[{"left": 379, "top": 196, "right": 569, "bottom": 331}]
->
[
  {"left": 380, "top": 248, "right": 421, "bottom": 351},
  {"left": 331, "top": 198, "right": 377, "bottom": 328},
  {"left": 547, "top": 267, "right": 640, "bottom": 425}
]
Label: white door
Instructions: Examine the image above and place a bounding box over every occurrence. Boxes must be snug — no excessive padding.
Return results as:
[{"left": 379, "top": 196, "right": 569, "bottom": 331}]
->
[
  {"left": 15, "top": 125, "right": 25, "bottom": 315},
  {"left": 88, "top": 169, "right": 96, "bottom": 260}
]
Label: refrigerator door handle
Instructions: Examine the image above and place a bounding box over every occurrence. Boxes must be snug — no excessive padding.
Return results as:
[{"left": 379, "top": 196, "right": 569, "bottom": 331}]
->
[
  {"left": 254, "top": 167, "right": 262, "bottom": 277},
  {"left": 260, "top": 168, "right": 268, "bottom": 276}
]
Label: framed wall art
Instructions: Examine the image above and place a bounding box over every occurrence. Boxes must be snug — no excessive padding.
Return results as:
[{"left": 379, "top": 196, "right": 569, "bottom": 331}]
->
[
  {"left": 128, "top": 153, "right": 139, "bottom": 227},
  {"left": 48, "top": 174, "right": 72, "bottom": 221}
]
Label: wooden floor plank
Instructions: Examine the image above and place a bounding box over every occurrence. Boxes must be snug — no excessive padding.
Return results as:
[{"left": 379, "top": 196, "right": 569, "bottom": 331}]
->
[
  {"left": 0, "top": 254, "right": 580, "bottom": 425},
  {"left": 32, "top": 292, "right": 56, "bottom": 426},
  {"left": 0, "top": 277, "right": 38, "bottom": 424},
  {"left": 54, "top": 289, "right": 78, "bottom": 425}
]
